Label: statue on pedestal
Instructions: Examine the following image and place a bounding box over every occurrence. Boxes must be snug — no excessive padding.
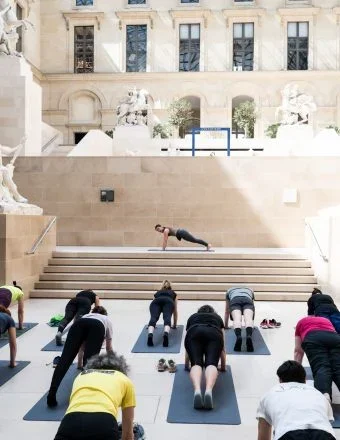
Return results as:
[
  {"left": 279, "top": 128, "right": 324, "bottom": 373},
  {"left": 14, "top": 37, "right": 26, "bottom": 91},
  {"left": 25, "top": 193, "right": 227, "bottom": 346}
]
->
[
  {"left": 276, "top": 84, "right": 317, "bottom": 125},
  {"left": 116, "top": 88, "right": 150, "bottom": 126},
  {"left": 0, "top": 137, "right": 43, "bottom": 214}
]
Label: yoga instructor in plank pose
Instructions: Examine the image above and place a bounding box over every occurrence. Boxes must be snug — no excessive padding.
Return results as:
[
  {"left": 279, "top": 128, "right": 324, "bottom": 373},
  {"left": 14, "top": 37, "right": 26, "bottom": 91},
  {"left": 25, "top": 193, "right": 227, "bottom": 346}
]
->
[{"left": 154, "top": 224, "right": 212, "bottom": 251}]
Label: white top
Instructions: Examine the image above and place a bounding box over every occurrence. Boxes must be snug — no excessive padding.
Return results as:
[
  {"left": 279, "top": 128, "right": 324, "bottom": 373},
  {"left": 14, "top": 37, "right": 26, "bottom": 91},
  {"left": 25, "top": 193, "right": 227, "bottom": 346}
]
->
[
  {"left": 256, "top": 382, "right": 335, "bottom": 440},
  {"left": 82, "top": 313, "right": 113, "bottom": 340}
]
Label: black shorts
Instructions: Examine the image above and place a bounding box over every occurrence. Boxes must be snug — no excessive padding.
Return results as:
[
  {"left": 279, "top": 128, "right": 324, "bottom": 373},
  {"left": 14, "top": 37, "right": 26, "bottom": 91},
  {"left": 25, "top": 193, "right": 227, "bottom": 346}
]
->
[
  {"left": 229, "top": 296, "right": 255, "bottom": 315},
  {"left": 185, "top": 325, "right": 224, "bottom": 368},
  {"left": 279, "top": 429, "right": 335, "bottom": 440}
]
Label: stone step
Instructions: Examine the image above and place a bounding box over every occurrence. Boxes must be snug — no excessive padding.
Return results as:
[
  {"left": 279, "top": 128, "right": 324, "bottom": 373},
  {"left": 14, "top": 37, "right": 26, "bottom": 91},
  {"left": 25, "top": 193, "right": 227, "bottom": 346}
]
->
[
  {"left": 52, "top": 251, "right": 306, "bottom": 260},
  {"left": 39, "top": 273, "right": 317, "bottom": 284},
  {"left": 43, "top": 265, "right": 314, "bottom": 276},
  {"left": 34, "top": 280, "right": 317, "bottom": 292},
  {"left": 30, "top": 289, "right": 311, "bottom": 302},
  {"left": 48, "top": 258, "right": 311, "bottom": 268}
]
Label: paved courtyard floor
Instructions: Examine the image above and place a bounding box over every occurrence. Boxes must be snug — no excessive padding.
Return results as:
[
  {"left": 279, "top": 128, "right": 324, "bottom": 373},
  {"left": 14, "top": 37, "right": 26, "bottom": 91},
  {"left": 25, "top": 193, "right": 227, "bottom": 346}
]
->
[{"left": 1, "top": 298, "right": 339, "bottom": 440}]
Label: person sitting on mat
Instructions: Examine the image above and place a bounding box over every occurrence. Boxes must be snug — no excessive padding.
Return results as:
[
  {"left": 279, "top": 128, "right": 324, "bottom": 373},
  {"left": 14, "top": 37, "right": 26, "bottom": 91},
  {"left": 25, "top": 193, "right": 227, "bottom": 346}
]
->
[
  {"left": 307, "top": 288, "right": 339, "bottom": 319},
  {"left": 224, "top": 286, "right": 255, "bottom": 352},
  {"left": 55, "top": 289, "right": 100, "bottom": 346},
  {"left": 154, "top": 224, "right": 212, "bottom": 251},
  {"left": 184, "top": 304, "right": 226, "bottom": 410},
  {"left": 47, "top": 306, "right": 113, "bottom": 407},
  {"left": 257, "top": 360, "right": 335, "bottom": 440},
  {"left": 54, "top": 352, "right": 136, "bottom": 440},
  {"left": 0, "top": 305, "right": 17, "bottom": 368},
  {"left": 147, "top": 280, "right": 178, "bottom": 347},
  {"left": 0, "top": 281, "right": 24, "bottom": 329},
  {"left": 294, "top": 314, "right": 340, "bottom": 404}
]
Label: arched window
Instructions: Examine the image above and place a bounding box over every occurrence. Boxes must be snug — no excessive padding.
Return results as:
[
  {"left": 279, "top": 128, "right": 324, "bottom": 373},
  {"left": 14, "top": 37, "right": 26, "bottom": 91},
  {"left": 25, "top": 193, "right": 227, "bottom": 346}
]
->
[
  {"left": 232, "top": 95, "right": 254, "bottom": 139},
  {"left": 182, "top": 95, "right": 201, "bottom": 138}
]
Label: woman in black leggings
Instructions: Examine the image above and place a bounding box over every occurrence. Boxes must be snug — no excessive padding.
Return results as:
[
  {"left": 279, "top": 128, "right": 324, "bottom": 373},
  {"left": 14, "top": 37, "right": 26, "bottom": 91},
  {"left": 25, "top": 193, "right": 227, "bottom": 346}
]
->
[
  {"left": 47, "top": 306, "right": 113, "bottom": 408},
  {"left": 147, "top": 280, "right": 178, "bottom": 347},
  {"left": 184, "top": 305, "right": 226, "bottom": 410},
  {"left": 155, "top": 224, "right": 212, "bottom": 251}
]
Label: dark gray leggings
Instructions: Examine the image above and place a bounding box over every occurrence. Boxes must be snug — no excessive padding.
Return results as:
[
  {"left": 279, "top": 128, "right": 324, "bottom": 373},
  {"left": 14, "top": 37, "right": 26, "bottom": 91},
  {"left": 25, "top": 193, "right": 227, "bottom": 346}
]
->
[{"left": 176, "top": 229, "right": 208, "bottom": 247}]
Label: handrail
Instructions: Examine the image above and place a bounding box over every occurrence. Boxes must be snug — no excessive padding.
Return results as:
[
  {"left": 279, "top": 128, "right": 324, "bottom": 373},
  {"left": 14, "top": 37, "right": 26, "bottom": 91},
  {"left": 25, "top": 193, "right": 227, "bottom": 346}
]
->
[
  {"left": 42, "top": 134, "right": 60, "bottom": 155},
  {"left": 305, "top": 220, "right": 328, "bottom": 262},
  {"left": 26, "top": 217, "right": 57, "bottom": 255}
]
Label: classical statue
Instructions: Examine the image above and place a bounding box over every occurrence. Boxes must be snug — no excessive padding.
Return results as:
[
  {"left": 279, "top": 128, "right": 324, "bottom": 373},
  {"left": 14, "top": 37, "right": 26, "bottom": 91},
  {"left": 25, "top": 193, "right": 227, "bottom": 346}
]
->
[
  {"left": 116, "top": 88, "right": 150, "bottom": 126},
  {"left": 0, "top": 0, "right": 34, "bottom": 56},
  {"left": 276, "top": 84, "right": 317, "bottom": 125},
  {"left": 0, "top": 137, "right": 42, "bottom": 214}
]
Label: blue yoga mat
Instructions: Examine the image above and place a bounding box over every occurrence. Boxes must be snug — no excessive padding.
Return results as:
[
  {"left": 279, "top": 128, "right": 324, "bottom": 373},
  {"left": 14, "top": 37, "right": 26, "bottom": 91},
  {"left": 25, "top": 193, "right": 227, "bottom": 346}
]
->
[
  {"left": 148, "top": 249, "right": 215, "bottom": 252},
  {"left": 23, "top": 365, "right": 79, "bottom": 421},
  {"left": 131, "top": 325, "right": 184, "bottom": 353},
  {"left": 167, "top": 365, "right": 241, "bottom": 425},
  {"left": 225, "top": 327, "right": 271, "bottom": 355},
  {"left": 0, "top": 323, "right": 38, "bottom": 348},
  {"left": 41, "top": 339, "right": 63, "bottom": 352},
  {"left": 305, "top": 366, "right": 340, "bottom": 428},
  {"left": 0, "top": 360, "right": 30, "bottom": 386}
]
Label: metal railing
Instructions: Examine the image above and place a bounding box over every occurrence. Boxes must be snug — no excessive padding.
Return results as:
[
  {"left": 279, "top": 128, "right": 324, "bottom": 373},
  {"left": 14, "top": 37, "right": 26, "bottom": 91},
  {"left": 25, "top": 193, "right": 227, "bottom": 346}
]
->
[
  {"left": 42, "top": 134, "right": 60, "bottom": 155},
  {"left": 305, "top": 220, "right": 329, "bottom": 262},
  {"left": 26, "top": 217, "right": 57, "bottom": 255}
]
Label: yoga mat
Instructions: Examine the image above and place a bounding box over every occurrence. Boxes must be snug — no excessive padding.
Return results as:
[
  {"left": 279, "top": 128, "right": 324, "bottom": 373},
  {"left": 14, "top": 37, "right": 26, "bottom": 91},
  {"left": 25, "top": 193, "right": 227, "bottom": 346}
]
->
[
  {"left": 225, "top": 327, "right": 271, "bottom": 355},
  {"left": 41, "top": 339, "right": 63, "bottom": 352},
  {"left": 305, "top": 367, "right": 340, "bottom": 428},
  {"left": 148, "top": 248, "right": 215, "bottom": 252},
  {"left": 167, "top": 364, "right": 241, "bottom": 424},
  {"left": 131, "top": 325, "right": 184, "bottom": 353},
  {"left": 0, "top": 323, "right": 38, "bottom": 348},
  {"left": 0, "top": 360, "right": 30, "bottom": 387},
  {"left": 23, "top": 365, "right": 79, "bottom": 422}
]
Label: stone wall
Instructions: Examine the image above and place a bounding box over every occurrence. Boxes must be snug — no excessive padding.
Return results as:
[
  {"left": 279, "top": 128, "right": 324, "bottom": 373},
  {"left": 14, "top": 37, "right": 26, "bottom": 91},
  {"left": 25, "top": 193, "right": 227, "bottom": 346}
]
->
[
  {"left": 12, "top": 156, "right": 340, "bottom": 248},
  {"left": 0, "top": 215, "right": 56, "bottom": 297}
]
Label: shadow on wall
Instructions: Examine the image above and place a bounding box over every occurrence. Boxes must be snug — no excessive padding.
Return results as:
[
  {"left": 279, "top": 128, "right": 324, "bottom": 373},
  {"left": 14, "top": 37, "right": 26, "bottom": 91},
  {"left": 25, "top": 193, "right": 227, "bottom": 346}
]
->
[{"left": 11, "top": 156, "right": 340, "bottom": 248}]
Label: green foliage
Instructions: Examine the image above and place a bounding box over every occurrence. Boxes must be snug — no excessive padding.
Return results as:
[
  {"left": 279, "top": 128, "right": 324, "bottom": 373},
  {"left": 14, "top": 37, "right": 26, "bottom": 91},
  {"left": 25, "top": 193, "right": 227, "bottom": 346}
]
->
[
  {"left": 105, "top": 130, "right": 114, "bottom": 138},
  {"left": 153, "top": 123, "right": 171, "bottom": 139},
  {"left": 326, "top": 125, "right": 340, "bottom": 135},
  {"left": 168, "top": 98, "right": 194, "bottom": 138},
  {"left": 233, "top": 101, "right": 257, "bottom": 138},
  {"left": 265, "top": 123, "right": 281, "bottom": 139}
]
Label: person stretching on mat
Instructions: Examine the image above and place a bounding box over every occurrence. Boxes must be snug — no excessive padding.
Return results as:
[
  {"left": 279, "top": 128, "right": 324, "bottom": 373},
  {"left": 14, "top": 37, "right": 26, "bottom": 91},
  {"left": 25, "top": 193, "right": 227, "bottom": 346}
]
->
[
  {"left": 55, "top": 289, "right": 100, "bottom": 346},
  {"left": 54, "top": 352, "right": 136, "bottom": 440},
  {"left": 47, "top": 306, "right": 113, "bottom": 407},
  {"left": 147, "top": 280, "right": 178, "bottom": 347},
  {"left": 294, "top": 315, "right": 340, "bottom": 404},
  {"left": 0, "top": 306, "right": 17, "bottom": 368},
  {"left": 224, "top": 286, "right": 255, "bottom": 352},
  {"left": 0, "top": 281, "right": 24, "bottom": 329},
  {"left": 154, "top": 224, "right": 212, "bottom": 251},
  {"left": 257, "top": 360, "right": 335, "bottom": 440},
  {"left": 184, "top": 305, "right": 226, "bottom": 409},
  {"left": 307, "top": 288, "right": 339, "bottom": 319}
]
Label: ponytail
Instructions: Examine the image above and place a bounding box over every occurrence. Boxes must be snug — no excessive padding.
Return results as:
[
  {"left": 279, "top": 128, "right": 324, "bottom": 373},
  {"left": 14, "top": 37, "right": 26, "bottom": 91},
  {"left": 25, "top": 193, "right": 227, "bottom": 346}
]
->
[
  {"left": 0, "top": 305, "right": 11, "bottom": 316},
  {"left": 13, "top": 281, "right": 23, "bottom": 291}
]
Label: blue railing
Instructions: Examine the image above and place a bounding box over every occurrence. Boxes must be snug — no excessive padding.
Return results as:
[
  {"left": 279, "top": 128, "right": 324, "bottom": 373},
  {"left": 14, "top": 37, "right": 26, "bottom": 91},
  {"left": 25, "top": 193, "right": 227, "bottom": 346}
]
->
[{"left": 191, "top": 127, "right": 231, "bottom": 157}]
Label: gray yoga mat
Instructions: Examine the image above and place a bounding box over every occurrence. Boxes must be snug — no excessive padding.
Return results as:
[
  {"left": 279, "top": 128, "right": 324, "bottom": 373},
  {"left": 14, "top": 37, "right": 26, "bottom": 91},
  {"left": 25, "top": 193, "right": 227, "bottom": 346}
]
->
[
  {"left": 225, "top": 327, "right": 271, "bottom": 355},
  {"left": 305, "top": 366, "right": 340, "bottom": 428},
  {"left": 0, "top": 323, "right": 38, "bottom": 348},
  {"left": 0, "top": 360, "right": 31, "bottom": 386},
  {"left": 23, "top": 365, "right": 79, "bottom": 421},
  {"left": 148, "top": 248, "right": 215, "bottom": 252},
  {"left": 41, "top": 339, "right": 63, "bottom": 352},
  {"left": 131, "top": 325, "right": 184, "bottom": 353},
  {"left": 167, "top": 364, "right": 241, "bottom": 424}
]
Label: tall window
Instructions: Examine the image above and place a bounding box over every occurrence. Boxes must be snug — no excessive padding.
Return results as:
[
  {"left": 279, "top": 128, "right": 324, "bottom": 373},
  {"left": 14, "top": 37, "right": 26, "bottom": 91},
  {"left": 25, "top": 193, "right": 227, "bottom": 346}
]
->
[
  {"left": 126, "top": 25, "right": 147, "bottom": 72},
  {"left": 74, "top": 26, "right": 94, "bottom": 73},
  {"left": 233, "top": 23, "right": 254, "bottom": 71},
  {"left": 128, "top": 0, "right": 146, "bottom": 4},
  {"left": 179, "top": 24, "right": 200, "bottom": 72},
  {"left": 16, "top": 3, "right": 23, "bottom": 53},
  {"left": 287, "top": 22, "right": 308, "bottom": 70},
  {"left": 76, "top": 0, "right": 93, "bottom": 5}
]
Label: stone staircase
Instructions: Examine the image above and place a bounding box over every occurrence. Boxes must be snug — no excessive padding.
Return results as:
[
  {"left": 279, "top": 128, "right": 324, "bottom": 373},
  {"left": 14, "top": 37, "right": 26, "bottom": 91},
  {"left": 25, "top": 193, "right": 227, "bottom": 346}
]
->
[{"left": 30, "top": 248, "right": 318, "bottom": 301}]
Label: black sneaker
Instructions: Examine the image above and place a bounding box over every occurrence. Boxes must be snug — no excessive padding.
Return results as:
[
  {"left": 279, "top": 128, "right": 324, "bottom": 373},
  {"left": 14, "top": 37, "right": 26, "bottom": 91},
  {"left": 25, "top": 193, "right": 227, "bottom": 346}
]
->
[{"left": 234, "top": 336, "right": 242, "bottom": 351}]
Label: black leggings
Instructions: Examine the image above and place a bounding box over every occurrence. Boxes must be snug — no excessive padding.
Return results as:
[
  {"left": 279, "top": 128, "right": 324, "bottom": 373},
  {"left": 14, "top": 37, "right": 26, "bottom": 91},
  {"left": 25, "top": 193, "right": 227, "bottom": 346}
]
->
[
  {"left": 55, "top": 412, "right": 119, "bottom": 440},
  {"left": 58, "top": 297, "right": 92, "bottom": 333},
  {"left": 302, "top": 330, "right": 340, "bottom": 396},
  {"left": 280, "top": 429, "right": 335, "bottom": 440},
  {"left": 185, "top": 325, "right": 223, "bottom": 368},
  {"left": 148, "top": 297, "right": 174, "bottom": 327},
  {"left": 49, "top": 318, "right": 105, "bottom": 395},
  {"left": 176, "top": 229, "right": 208, "bottom": 247}
]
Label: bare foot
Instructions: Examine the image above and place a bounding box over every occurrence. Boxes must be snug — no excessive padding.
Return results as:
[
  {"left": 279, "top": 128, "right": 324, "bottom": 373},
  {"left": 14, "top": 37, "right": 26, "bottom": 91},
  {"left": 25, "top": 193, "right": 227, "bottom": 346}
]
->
[{"left": 207, "top": 244, "right": 212, "bottom": 251}]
